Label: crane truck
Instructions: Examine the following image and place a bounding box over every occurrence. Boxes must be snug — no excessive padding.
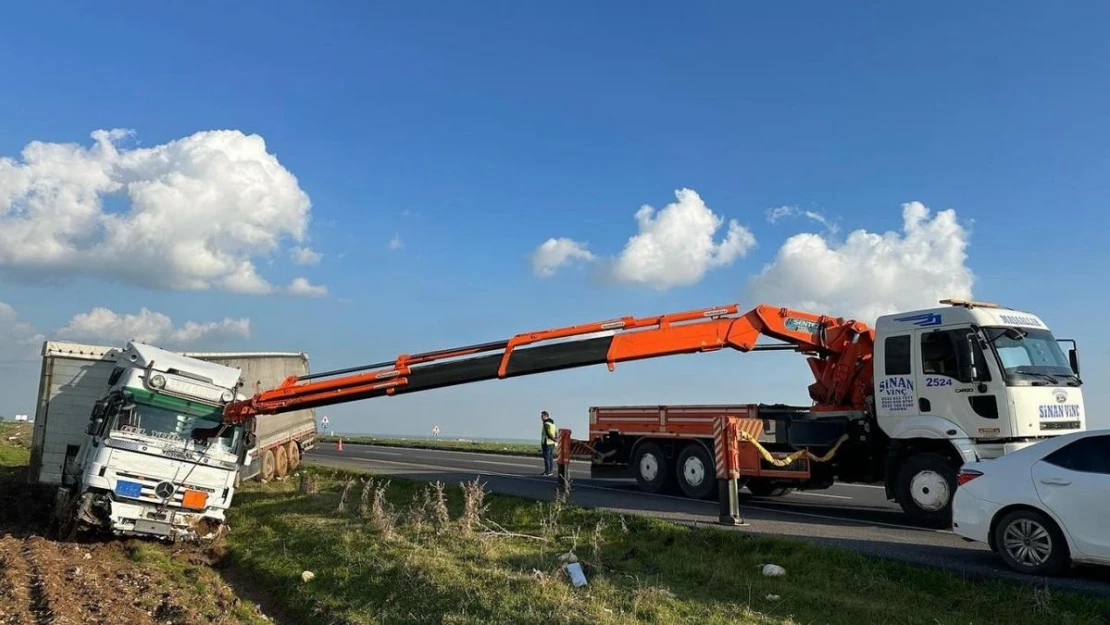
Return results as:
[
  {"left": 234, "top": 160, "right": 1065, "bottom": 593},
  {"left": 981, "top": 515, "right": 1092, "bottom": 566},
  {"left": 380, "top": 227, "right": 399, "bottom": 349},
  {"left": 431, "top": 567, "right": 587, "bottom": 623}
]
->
[{"left": 194, "top": 298, "right": 1084, "bottom": 527}]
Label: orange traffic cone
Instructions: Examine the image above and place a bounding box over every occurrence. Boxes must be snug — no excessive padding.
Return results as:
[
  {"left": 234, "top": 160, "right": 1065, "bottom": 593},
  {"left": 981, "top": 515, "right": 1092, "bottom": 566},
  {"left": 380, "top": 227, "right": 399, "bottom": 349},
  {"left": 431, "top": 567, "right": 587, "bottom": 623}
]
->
[{"left": 337, "top": 438, "right": 343, "bottom": 452}]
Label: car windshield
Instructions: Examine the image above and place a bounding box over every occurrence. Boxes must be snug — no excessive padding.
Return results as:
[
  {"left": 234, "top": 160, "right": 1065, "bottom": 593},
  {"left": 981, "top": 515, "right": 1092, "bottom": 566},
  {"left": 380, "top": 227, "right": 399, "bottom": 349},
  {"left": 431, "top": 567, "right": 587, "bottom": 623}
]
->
[
  {"left": 113, "top": 401, "right": 240, "bottom": 454},
  {"left": 983, "top": 327, "right": 1075, "bottom": 381}
]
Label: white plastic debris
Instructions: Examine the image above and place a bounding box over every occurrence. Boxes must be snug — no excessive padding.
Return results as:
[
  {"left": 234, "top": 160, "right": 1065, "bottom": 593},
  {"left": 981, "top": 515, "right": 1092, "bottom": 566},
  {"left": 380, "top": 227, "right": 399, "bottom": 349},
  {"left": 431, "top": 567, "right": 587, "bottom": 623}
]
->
[
  {"left": 301, "top": 570, "right": 315, "bottom": 582},
  {"left": 761, "top": 564, "right": 786, "bottom": 577},
  {"left": 565, "top": 562, "right": 588, "bottom": 587},
  {"left": 766, "top": 594, "right": 781, "bottom": 601},
  {"left": 558, "top": 551, "right": 578, "bottom": 564}
]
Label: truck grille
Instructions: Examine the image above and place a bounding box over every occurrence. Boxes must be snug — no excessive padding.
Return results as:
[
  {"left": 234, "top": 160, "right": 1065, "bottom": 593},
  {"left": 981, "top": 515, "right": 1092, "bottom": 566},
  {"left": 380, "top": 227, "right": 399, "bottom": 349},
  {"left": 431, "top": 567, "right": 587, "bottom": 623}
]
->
[{"left": 113, "top": 471, "right": 217, "bottom": 507}]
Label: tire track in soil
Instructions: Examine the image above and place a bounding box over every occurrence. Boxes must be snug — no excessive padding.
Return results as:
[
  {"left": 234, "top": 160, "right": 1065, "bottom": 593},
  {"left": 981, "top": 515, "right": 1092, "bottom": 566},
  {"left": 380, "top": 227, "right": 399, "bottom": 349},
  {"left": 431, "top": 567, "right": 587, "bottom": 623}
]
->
[
  {"left": 2, "top": 536, "right": 215, "bottom": 625},
  {"left": 0, "top": 536, "right": 35, "bottom": 625}
]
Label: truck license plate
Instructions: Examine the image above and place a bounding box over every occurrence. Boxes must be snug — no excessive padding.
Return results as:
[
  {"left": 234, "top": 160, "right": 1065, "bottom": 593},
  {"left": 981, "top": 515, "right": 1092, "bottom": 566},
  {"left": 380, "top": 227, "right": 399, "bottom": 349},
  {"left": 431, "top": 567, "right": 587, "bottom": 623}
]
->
[
  {"left": 114, "top": 480, "right": 143, "bottom": 499},
  {"left": 134, "top": 519, "right": 172, "bottom": 536}
]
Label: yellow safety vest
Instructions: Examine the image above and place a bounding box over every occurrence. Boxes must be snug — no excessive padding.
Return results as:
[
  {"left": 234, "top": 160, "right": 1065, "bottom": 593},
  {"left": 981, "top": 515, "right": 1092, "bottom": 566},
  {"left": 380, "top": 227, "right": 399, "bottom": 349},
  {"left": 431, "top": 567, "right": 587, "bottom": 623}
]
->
[{"left": 542, "top": 421, "right": 557, "bottom": 444}]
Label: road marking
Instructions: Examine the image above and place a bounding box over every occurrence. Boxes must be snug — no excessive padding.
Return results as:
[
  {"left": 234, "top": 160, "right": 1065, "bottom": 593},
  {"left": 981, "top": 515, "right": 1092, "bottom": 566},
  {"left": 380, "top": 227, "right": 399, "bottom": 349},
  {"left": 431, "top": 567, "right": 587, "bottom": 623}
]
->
[
  {"left": 794, "top": 491, "right": 853, "bottom": 500},
  {"left": 308, "top": 452, "right": 947, "bottom": 534},
  {"left": 354, "top": 444, "right": 590, "bottom": 464},
  {"left": 474, "top": 459, "right": 543, "bottom": 468}
]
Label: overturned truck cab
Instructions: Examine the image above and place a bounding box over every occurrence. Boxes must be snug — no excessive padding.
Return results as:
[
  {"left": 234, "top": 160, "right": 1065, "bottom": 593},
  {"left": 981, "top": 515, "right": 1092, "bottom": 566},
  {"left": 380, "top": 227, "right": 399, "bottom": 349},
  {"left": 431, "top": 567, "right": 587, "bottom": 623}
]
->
[{"left": 33, "top": 341, "right": 250, "bottom": 542}]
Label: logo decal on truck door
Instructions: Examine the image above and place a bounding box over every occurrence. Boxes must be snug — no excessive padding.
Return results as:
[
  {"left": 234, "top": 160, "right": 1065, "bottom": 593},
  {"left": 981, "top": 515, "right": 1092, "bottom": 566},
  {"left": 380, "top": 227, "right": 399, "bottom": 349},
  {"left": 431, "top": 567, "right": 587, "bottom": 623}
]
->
[{"left": 878, "top": 376, "right": 914, "bottom": 412}]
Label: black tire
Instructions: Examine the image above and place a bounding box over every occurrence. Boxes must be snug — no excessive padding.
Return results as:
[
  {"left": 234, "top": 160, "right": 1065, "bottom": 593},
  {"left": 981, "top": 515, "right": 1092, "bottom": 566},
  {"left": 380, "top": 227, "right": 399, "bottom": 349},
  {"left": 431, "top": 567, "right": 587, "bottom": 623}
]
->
[
  {"left": 632, "top": 441, "right": 673, "bottom": 494},
  {"left": 993, "top": 508, "right": 1070, "bottom": 576},
  {"left": 675, "top": 443, "right": 717, "bottom": 499},
  {"left": 895, "top": 452, "right": 958, "bottom": 528}
]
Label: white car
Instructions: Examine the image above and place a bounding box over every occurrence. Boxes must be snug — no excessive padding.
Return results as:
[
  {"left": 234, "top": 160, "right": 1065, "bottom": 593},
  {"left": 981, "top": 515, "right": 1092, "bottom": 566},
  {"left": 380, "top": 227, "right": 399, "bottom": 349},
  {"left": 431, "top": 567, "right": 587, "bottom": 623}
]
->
[{"left": 952, "top": 429, "right": 1110, "bottom": 576}]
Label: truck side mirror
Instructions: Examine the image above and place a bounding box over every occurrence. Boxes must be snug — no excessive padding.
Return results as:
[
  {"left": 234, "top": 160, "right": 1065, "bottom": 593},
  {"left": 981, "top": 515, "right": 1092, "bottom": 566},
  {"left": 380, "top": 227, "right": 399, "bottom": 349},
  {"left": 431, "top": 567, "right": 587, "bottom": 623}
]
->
[
  {"left": 86, "top": 417, "right": 103, "bottom": 436},
  {"left": 961, "top": 332, "right": 979, "bottom": 382},
  {"left": 1068, "top": 348, "right": 1080, "bottom": 376}
]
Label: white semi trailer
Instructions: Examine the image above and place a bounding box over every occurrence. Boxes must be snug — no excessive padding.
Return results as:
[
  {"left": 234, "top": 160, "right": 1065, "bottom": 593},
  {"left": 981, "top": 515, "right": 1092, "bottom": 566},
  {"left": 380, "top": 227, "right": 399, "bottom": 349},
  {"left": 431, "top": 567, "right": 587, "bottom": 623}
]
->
[{"left": 29, "top": 340, "right": 318, "bottom": 541}]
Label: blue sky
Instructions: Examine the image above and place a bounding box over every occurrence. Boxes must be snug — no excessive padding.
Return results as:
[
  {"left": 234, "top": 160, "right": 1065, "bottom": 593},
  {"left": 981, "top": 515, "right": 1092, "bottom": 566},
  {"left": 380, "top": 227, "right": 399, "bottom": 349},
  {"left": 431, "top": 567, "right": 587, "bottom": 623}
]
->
[{"left": 0, "top": 2, "right": 1107, "bottom": 439}]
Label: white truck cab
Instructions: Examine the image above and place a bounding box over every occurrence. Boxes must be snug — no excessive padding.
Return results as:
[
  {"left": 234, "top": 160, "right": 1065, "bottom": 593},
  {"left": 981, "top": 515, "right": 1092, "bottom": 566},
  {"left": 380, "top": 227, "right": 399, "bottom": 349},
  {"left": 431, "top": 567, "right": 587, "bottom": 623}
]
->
[
  {"left": 48, "top": 341, "right": 250, "bottom": 542},
  {"left": 873, "top": 298, "right": 1084, "bottom": 524}
]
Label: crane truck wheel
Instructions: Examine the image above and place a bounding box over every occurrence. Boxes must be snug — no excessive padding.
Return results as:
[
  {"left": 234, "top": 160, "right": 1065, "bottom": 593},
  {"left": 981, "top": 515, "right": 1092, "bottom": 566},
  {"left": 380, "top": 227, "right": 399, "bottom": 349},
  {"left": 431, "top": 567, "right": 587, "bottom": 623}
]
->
[
  {"left": 675, "top": 443, "right": 716, "bottom": 499},
  {"left": 632, "top": 441, "right": 674, "bottom": 494},
  {"left": 895, "top": 452, "right": 958, "bottom": 528},
  {"left": 275, "top": 445, "right": 290, "bottom": 479}
]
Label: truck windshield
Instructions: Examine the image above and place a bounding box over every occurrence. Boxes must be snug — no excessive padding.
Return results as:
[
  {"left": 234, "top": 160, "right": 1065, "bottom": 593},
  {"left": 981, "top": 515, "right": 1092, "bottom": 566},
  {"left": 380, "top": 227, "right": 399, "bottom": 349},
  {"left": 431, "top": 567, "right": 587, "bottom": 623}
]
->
[
  {"left": 114, "top": 402, "right": 241, "bottom": 454},
  {"left": 983, "top": 327, "right": 1076, "bottom": 384}
]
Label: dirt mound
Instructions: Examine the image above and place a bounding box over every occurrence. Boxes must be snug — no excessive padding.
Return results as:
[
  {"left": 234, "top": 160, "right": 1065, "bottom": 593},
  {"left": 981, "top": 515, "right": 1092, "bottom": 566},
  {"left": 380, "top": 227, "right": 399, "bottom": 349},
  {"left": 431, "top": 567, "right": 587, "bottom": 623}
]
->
[{"left": 0, "top": 534, "right": 267, "bottom": 624}]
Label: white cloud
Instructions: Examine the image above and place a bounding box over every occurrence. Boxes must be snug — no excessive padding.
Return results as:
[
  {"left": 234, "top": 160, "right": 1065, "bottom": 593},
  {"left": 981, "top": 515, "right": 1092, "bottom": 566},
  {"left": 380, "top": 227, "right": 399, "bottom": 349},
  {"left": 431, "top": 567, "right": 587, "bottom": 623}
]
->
[
  {"left": 748, "top": 201, "right": 973, "bottom": 321},
  {"left": 530, "top": 237, "right": 596, "bottom": 277},
  {"left": 0, "top": 128, "right": 316, "bottom": 295},
  {"left": 766, "top": 205, "right": 839, "bottom": 234},
  {"left": 0, "top": 301, "right": 46, "bottom": 362},
  {"left": 530, "top": 188, "right": 756, "bottom": 289},
  {"left": 388, "top": 234, "right": 403, "bottom": 251},
  {"left": 285, "top": 277, "right": 327, "bottom": 297},
  {"left": 54, "top": 306, "right": 251, "bottom": 347},
  {"left": 606, "top": 188, "right": 756, "bottom": 289},
  {"left": 291, "top": 246, "right": 322, "bottom": 265}
]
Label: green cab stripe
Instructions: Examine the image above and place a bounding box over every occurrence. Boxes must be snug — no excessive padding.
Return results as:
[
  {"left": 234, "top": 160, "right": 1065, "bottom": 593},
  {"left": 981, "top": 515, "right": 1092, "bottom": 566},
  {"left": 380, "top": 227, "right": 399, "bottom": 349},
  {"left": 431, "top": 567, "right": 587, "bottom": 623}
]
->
[{"left": 125, "top": 387, "right": 224, "bottom": 420}]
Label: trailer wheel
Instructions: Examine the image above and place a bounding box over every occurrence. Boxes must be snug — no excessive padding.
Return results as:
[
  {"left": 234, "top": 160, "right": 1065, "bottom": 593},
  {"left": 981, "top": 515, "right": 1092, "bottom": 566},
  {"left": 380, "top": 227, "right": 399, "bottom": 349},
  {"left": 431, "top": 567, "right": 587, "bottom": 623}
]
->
[
  {"left": 260, "top": 449, "right": 276, "bottom": 482},
  {"left": 275, "top": 445, "right": 290, "bottom": 479},
  {"left": 632, "top": 441, "right": 673, "bottom": 494},
  {"left": 287, "top": 441, "right": 301, "bottom": 470},
  {"left": 895, "top": 452, "right": 958, "bottom": 528}
]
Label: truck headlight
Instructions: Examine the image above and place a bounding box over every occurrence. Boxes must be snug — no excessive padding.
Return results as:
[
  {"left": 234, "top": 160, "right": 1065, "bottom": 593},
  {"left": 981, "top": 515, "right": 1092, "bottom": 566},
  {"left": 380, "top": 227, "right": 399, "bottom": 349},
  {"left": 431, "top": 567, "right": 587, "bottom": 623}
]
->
[
  {"left": 150, "top": 374, "right": 166, "bottom": 389},
  {"left": 221, "top": 390, "right": 234, "bottom": 403}
]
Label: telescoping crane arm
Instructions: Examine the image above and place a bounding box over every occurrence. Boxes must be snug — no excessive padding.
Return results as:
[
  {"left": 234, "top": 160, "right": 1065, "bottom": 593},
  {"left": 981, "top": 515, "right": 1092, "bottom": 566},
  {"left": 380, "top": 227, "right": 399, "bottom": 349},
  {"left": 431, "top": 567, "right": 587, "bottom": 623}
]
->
[{"left": 217, "top": 303, "right": 876, "bottom": 426}]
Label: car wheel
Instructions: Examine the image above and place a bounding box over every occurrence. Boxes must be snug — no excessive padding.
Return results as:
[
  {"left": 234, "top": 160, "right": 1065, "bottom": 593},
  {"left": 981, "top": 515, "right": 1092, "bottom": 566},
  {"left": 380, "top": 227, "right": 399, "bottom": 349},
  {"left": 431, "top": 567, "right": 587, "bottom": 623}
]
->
[
  {"left": 675, "top": 443, "right": 716, "bottom": 499},
  {"left": 993, "top": 508, "right": 1070, "bottom": 576},
  {"left": 632, "top": 441, "right": 673, "bottom": 494},
  {"left": 895, "top": 452, "right": 958, "bottom": 528}
]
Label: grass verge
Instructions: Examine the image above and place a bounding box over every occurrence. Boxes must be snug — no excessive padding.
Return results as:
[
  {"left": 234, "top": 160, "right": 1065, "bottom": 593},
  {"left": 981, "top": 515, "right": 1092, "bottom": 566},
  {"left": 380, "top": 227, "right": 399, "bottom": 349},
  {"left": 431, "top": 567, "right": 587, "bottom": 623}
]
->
[
  {"left": 224, "top": 466, "right": 1110, "bottom": 625},
  {"left": 319, "top": 434, "right": 540, "bottom": 457}
]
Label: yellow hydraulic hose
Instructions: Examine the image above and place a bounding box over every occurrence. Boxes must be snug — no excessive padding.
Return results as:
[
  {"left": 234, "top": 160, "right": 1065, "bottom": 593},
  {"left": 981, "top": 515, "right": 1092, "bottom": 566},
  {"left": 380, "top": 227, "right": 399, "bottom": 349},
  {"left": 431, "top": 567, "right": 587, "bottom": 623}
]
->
[{"left": 737, "top": 431, "right": 851, "bottom": 467}]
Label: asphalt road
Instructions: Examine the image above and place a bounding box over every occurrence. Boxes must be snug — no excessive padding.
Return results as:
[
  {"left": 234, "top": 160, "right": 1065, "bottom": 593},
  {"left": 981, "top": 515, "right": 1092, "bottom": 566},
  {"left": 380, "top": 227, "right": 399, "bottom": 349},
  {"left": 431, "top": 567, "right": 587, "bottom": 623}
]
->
[{"left": 303, "top": 442, "right": 1110, "bottom": 597}]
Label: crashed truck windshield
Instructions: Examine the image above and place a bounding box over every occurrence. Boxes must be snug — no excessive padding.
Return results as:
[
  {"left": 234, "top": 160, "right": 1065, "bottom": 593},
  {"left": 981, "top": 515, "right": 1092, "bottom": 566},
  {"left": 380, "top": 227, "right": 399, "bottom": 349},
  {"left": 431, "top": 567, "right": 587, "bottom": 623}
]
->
[
  {"left": 984, "top": 327, "right": 1077, "bottom": 384},
  {"left": 112, "top": 401, "right": 241, "bottom": 454}
]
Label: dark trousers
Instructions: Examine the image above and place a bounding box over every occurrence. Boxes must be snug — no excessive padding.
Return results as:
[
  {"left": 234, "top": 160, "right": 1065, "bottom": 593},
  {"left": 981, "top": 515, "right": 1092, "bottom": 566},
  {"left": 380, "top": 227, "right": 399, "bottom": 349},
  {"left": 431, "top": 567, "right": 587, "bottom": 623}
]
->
[{"left": 542, "top": 443, "right": 554, "bottom": 474}]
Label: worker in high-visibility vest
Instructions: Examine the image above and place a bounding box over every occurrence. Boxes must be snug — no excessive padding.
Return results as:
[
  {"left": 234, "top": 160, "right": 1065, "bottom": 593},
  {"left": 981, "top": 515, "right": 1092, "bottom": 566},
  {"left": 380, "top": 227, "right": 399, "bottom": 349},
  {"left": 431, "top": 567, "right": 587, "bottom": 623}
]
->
[{"left": 540, "top": 410, "right": 557, "bottom": 476}]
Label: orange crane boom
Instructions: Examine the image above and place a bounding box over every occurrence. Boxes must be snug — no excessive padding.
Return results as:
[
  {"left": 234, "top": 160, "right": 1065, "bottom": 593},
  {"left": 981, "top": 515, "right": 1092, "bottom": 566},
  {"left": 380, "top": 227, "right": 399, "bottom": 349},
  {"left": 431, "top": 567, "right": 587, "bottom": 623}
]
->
[{"left": 218, "top": 303, "right": 876, "bottom": 425}]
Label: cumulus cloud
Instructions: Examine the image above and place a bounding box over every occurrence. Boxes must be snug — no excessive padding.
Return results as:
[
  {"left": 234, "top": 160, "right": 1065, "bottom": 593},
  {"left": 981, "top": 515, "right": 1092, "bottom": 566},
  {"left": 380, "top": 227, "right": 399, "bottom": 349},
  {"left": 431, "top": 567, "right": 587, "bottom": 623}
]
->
[
  {"left": 531, "top": 237, "right": 596, "bottom": 277},
  {"left": 530, "top": 188, "right": 756, "bottom": 289},
  {"left": 0, "top": 128, "right": 320, "bottom": 295},
  {"left": 388, "top": 234, "right": 404, "bottom": 251},
  {"left": 748, "top": 201, "right": 974, "bottom": 321},
  {"left": 55, "top": 307, "right": 251, "bottom": 347},
  {"left": 0, "top": 301, "right": 46, "bottom": 362},
  {"left": 766, "top": 205, "right": 839, "bottom": 234},
  {"left": 290, "top": 246, "right": 322, "bottom": 265},
  {"left": 607, "top": 188, "right": 756, "bottom": 289},
  {"left": 285, "top": 277, "right": 327, "bottom": 297}
]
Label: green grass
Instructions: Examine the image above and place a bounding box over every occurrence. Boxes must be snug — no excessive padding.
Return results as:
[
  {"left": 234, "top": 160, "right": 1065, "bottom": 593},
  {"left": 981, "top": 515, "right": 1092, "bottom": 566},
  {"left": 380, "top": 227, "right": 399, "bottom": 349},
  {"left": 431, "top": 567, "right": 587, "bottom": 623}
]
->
[
  {"left": 0, "top": 421, "right": 32, "bottom": 468},
  {"left": 320, "top": 434, "right": 540, "bottom": 457},
  {"left": 224, "top": 466, "right": 1110, "bottom": 625}
]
